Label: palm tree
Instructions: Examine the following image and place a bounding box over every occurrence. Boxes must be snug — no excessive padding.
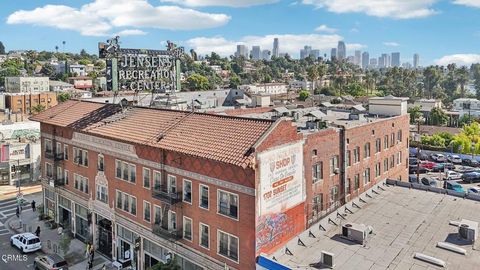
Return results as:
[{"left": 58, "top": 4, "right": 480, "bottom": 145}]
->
[
  {"left": 55, "top": 46, "right": 59, "bottom": 53},
  {"left": 423, "top": 66, "right": 441, "bottom": 99},
  {"left": 306, "top": 65, "right": 318, "bottom": 92},
  {"left": 456, "top": 66, "right": 470, "bottom": 98}
]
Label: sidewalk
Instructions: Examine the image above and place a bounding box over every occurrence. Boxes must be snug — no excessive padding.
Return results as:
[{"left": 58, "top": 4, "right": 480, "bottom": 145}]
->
[
  {"left": 0, "top": 184, "right": 42, "bottom": 200},
  {"left": 6, "top": 198, "right": 116, "bottom": 270}
]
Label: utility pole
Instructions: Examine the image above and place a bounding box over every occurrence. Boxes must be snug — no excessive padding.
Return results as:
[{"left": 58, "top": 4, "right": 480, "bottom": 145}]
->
[{"left": 416, "top": 121, "right": 421, "bottom": 182}]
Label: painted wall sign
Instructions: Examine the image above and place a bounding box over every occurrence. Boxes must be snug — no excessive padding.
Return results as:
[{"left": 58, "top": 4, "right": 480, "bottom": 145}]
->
[{"left": 72, "top": 132, "right": 137, "bottom": 157}]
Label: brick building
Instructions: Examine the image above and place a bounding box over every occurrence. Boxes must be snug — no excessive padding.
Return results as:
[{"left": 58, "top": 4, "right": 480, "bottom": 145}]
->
[
  {"left": 1, "top": 92, "right": 58, "bottom": 114},
  {"left": 33, "top": 98, "right": 409, "bottom": 269}
]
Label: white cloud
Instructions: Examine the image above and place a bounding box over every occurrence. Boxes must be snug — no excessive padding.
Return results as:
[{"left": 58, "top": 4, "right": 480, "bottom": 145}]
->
[
  {"left": 114, "top": 29, "right": 148, "bottom": 36},
  {"left": 314, "top": 24, "right": 337, "bottom": 33},
  {"left": 302, "top": 0, "right": 439, "bottom": 19},
  {"left": 160, "top": 0, "right": 278, "bottom": 7},
  {"left": 435, "top": 54, "right": 480, "bottom": 66},
  {"left": 383, "top": 41, "right": 400, "bottom": 47},
  {"left": 7, "top": 0, "right": 230, "bottom": 36},
  {"left": 186, "top": 34, "right": 366, "bottom": 57},
  {"left": 453, "top": 0, "right": 480, "bottom": 8}
]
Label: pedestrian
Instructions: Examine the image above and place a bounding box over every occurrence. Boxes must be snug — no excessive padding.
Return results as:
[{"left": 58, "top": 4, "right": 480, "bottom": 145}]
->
[
  {"left": 87, "top": 259, "right": 93, "bottom": 270},
  {"left": 31, "top": 200, "right": 36, "bottom": 212},
  {"left": 89, "top": 244, "right": 95, "bottom": 263},
  {"left": 85, "top": 242, "right": 91, "bottom": 259},
  {"left": 35, "top": 226, "right": 40, "bottom": 237},
  {"left": 15, "top": 206, "right": 19, "bottom": 218},
  {"left": 57, "top": 224, "right": 63, "bottom": 235}
]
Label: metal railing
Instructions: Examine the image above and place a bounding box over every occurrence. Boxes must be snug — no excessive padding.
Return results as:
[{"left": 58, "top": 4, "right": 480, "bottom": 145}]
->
[
  {"left": 152, "top": 224, "right": 181, "bottom": 240},
  {"left": 152, "top": 185, "right": 182, "bottom": 204}
]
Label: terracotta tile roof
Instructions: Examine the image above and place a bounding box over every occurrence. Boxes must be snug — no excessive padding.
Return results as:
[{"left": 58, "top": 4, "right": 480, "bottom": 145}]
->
[{"left": 32, "top": 100, "right": 275, "bottom": 167}]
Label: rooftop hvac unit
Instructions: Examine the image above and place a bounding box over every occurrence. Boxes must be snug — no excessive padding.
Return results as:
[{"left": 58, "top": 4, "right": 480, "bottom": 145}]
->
[
  {"left": 458, "top": 219, "right": 478, "bottom": 242},
  {"left": 342, "top": 223, "right": 371, "bottom": 245},
  {"left": 320, "top": 251, "right": 335, "bottom": 268}
]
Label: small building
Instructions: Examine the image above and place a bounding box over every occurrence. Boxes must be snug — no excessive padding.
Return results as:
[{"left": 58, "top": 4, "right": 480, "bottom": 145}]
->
[
  {"left": 67, "top": 89, "right": 93, "bottom": 99},
  {"left": 452, "top": 98, "right": 480, "bottom": 117},
  {"left": 68, "top": 77, "right": 93, "bottom": 90},
  {"left": 289, "top": 80, "right": 312, "bottom": 90},
  {"left": 369, "top": 95, "right": 408, "bottom": 116},
  {"left": 0, "top": 92, "right": 58, "bottom": 114},
  {"left": 5, "top": 77, "right": 50, "bottom": 93},
  {"left": 56, "top": 62, "right": 87, "bottom": 76},
  {"left": 413, "top": 99, "right": 442, "bottom": 112},
  {"left": 94, "top": 77, "right": 107, "bottom": 91},
  {"left": 49, "top": 80, "right": 74, "bottom": 92},
  {"left": 252, "top": 94, "right": 271, "bottom": 107},
  {"left": 239, "top": 83, "right": 288, "bottom": 95}
]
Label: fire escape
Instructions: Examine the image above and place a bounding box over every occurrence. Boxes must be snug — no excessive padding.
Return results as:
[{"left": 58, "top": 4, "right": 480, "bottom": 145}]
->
[{"left": 44, "top": 127, "right": 65, "bottom": 188}]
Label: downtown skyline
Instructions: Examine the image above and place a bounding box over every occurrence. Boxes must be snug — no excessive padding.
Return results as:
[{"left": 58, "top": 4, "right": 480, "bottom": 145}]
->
[{"left": 1, "top": 0, "right": 480, "bottom": 66}]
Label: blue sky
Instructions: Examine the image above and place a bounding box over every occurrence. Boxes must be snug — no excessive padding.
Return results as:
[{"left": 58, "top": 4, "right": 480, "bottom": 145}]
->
[{"left": 1, "top": 0, "right": 480, "bottom": 66}]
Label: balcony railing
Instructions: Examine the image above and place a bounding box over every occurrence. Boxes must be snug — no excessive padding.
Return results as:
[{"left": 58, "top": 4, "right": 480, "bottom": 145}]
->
[
  {"left": 45, "top": 151, "right": 54, "bottom": 159},
  {"left": 152, "top": 224, "right": 181, "bottom": 240},
  {"left": 152, "top": 185, "right": 182, "bottom": 204},
  {"left": 54, "top": 153, "right": 64, "bottom": 161}
]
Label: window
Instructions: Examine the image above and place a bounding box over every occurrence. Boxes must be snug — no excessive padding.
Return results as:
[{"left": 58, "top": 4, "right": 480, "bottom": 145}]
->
[
  {"left": 218, "top": 231, "right": 239, "bottom": 262},
  {"left": 397, "top": 130, "right": 402, "bottom": 142},
  {"left": 200, "top": 223, "right": 210, "bottom": 249},
  {"left": 390, "top": 133, "right": 395, "bottom": 147},
  {"left": 372, "top": 130, "right": 375, "bottom": 135},
  {"left": 329, "top": 155, "right": 339, "bottom": 175},
  {"left": 218, "top": 190, "right": 238, "bottom": 219},
  {"left": 346, "top": 178, "right": 351, "bottom": 194},
  {"left": 353, "top": 147, "right": 360, "bottom": 163},
  {"left": 375, "top": 138, "right": 381, "bottom": 153},
  {"left": 45, "top": 163, "right": 53, "bottom": 178},
  {"left": 116, "top": 190, "right": 136, "bottom": 216},
  {"left": 384, "top": 135, "right": 388, "bottom": 150},
  {"left": 73, "top": 147, "right": 88, "bottom": 167},
  {"left": 397, "top": 151, "right": 402, "bottom": 165},
  {"left": 98, "top": 155, "right": 104, "bottom": 171},
  {"left": 364, "top": 143, "right": 370, "bottom": 158},
  {"left": 312, "top": 162, "right": 323, "bottom": 183},
  {"left": 143, "top": 168, "right": 151, "bottom": 189},
  {"left": 64, "top": 169, "right": 69, "bottom": 185},
  {"left": 63, "top": 145, "right": 69, "bottom": 160},
  {"left": 390, "top": 155, "right": 395, "bottom": 168},
  {"left": 168, "top": 175, "right": 177, "bottom": 194},
  {"left": 153, "top": 171, "right": 161, "bottom": 190},
  {"left": 312, "top": 194, "right": 323, "bottom": 214},
  {"left": 183, "top": 179, "right": 192, "bottom": 203},
  {"left": 144, "top": 201, "right": 151, "bottom": 222},
  {"left": 55, "top": 142, "right": 62, "bottom": 155},
  {"left": 200, "top": 185, "right": 209, "bottom": 209},
  {"left": 384, "top": 158, "right": 388, "bottom": 173},
  {"left": 375, "top": 163, "right": 381, "bottom": 177},
  {"left": 168, "top": 211, "right": 176, "bottom": 230},
  {"left": 45, "top": 139, "right": 52, "bottom": 154},
  {"left": 312, "top": 149, "right": 317, "bottom": 156},
  {"left": 154, "top": 205, "right": 162, "bottom": 226},
  {"left": 330, "top": 186, "right": 338, "bottom": 203},
  {"left": 354, "top": 174, "right": 360, "bottom": 190},
  {"left": 74, "top": 174, "right": 89, "bottom": 194},
  {"left": 183, "top": 216, "right": 192, "bottom": 241},
  {"left": 346, "top": 150, "right": 351, "bottom": 166},
  {"left": 363, "top": 168, "right": 371, "bottom": 185},
  {"left": 115, "top": 160, "right": 136, "bottom": 183},
  {"left": 96, "top": 184, "right": 108, "bottom": 203}
]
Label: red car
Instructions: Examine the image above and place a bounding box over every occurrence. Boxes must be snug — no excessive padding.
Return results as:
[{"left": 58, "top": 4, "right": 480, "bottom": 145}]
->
[{"left": 419, "top": 161, "right": 436, "bottom": 170}]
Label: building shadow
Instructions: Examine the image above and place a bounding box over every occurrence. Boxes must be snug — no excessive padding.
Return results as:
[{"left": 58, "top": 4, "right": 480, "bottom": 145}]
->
[
  {"left": 444, "top": 233, "right": 472, "bottom": 246},
  {"left": 330, "top": 234, "right": 359, "bottom": 246}
]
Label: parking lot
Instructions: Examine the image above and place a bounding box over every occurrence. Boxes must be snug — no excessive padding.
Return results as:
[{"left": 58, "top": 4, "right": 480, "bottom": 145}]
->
[{"left": 409, "top": 148, "right": 480, "bottom": 193}]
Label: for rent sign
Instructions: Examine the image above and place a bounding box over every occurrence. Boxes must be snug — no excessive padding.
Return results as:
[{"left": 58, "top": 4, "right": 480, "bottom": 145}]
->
[{"left": 258, "top": 141, "right": 304, "bottom": 215}]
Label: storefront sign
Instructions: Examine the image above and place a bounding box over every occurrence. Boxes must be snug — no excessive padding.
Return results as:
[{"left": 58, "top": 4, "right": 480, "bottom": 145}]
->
[
  {"left": 257, "top": 141, "right": 304, "bottom": 215},
  {"left": 72, "top": 132, "right": 137, "bottom": 157},
  {"left": 9, "top": 144, "right": 28, "bottom": 160}
]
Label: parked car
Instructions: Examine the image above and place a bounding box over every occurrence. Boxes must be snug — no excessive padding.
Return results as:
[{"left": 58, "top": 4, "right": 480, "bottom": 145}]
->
[
  {"left": 461, "top": 171, "right": 480, "bottom": 183},
  {"left": 10, "top": 233, "right": 41, "bottom": 253},
  {"left": 419, "top": 161, "right": 436, "bottom": 170},
  {"left": 34, "top": 254, "right": 68, "bottom": 270},
  {"left": 447, "top": 155, "right": 462, "bottom": 164},
  {"left": 467, "top": 187, "right": 480, "bottom": 194},
  {"left": 409, "top": 175, "right": 418, "bottom": 183},
  {"left": 409, "top": 158, "right": 418, "bottom": 166},
  {"left": 431, "top": 163, "right": 455, "bottom": 172},
  {"left": 410, "top": 151, "right": 429, "bottom": 160},
  {"left": 431, "top": 153, "right": 446, "bottom": 162},
  {"left": 445, "top": 170, "right": 462, "bottom": 180},
  {"left": 421, "top": 177, "right": 440, "bottom": 187},
  {"left": 462, "top": 158, "right": 480, "bottom": 167},
  {"left": 445, "top": 180, "right": 465, "bottom": 193},
  {"left": 409, "top": 165, "right": 429, "bottom": 174}
]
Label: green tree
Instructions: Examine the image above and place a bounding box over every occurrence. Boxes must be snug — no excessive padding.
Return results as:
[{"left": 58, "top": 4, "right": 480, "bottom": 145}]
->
[
  {"left": 78, "top": 59, "right": 91, "bottom": 65},
  {"left": 40, "top": 63, "right": 56, "bottom": 78},
  {"left": 299, "top": 89, "right": 310, "bottom": 101},
  {"left": 31, "top": 104, "right": 46, "bottom": 114},
  {"left": 149, "top": 256, "right": 181, "bottom": 270},
  {"left": 456, "top": 66, "right": 470, "bottom": 98},
  {"left": 57, "top": 93, "right": 71, "bottom": 102},
  {"left": 0, "top": 41, "right": 5, "bottom": 54},
  {"left": 345, "top": 83, "right": 366, "bottom": 97},
  {"left": 408, "top": 106, "right": 422, "bottom": 124},
  {"left": 59, "top": 234, "right": 72, "bottom": 256},
  {"left": 423, "top": 66, "right": 441, "bottom": 99},
  {"left": 186, "top": 74, "right": 210, "bottom": 91},
  {"left": 430, "top": 107, "right": 448, "bottom": 126},
  {"left": 229, "top": 75, "right": 241, "bottom": 89},
  {"left": 306, "top": 65, "right": 318, "bottom": 92}
]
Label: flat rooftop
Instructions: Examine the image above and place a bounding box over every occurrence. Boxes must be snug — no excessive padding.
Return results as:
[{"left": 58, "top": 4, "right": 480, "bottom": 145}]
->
[{"left": 272, "top": 185, "right": 480, "bottom": 269}]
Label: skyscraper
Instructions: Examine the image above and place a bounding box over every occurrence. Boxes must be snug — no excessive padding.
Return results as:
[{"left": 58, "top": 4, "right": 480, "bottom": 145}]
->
[
  {"left": 413, "top": 53, "right": 420, "bottom": 68},
  {"left": 235, "top": 45, "right": 249, "bottom": 58},
  {"left": 300, "top": 45, "right": 312, "bottom": 59},
  {"left": 369, "top": 58, "right": 377, "bottom": 68},
  {"left": 261, "top": 50, "right": 271, "bottom": 61},
  {"left": 337, "top": 41, "right": 346, "bottom": 60},
  {"left": 331, "top": 48, "right": 337, "bottom": 60},
  {"left": 311, "top": 49, "right": 320, "bottom": 59},
  {"left": 251, "top": 46, "right": 261, "bottom": 60},
  {"left": 391, "top": 52, "right": 400, "bottom": 67},
  {"left": 379, "top": 54, "right": 387, "bottom": 68},
  {"left": 354, "top": 50, "right": 361, "bottom": 66},
  {"left": 361, "top": 52, "right": 369, "bottom": 69},
  {"left": 272, "top": 38, "right": 279, "bottom": 58}
]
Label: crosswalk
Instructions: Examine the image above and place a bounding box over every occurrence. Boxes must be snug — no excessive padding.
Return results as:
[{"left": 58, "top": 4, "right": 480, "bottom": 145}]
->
[{"left": 0, "top": 198, "right": 31, "bottom": 235}]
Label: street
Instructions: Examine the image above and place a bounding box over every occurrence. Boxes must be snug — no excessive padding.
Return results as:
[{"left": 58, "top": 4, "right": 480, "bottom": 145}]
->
[{"left": 0, "top": 193, "right": 45, "bottom": 270}]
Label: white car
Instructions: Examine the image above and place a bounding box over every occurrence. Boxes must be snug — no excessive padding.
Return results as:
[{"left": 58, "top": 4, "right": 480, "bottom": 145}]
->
[
  {"left": 445, "top": 170, "right": 462, "bottom": 180},
  {"left": 10, "top": 233, "right": 41, "bottom": 253},
  {"left": 432, "top": 153, "right": 446, "bottom": 162},
  {"left": 468, "top": 187, "right": 480, "bottom": 194},
  {"left": 447, "top": 155, "right": 462, "bottom": 164}
]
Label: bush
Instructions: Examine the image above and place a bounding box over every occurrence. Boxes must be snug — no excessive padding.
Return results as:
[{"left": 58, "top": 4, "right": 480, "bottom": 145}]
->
[{"left": 59, "top": 234, "right": 72, "bottom": 256}]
